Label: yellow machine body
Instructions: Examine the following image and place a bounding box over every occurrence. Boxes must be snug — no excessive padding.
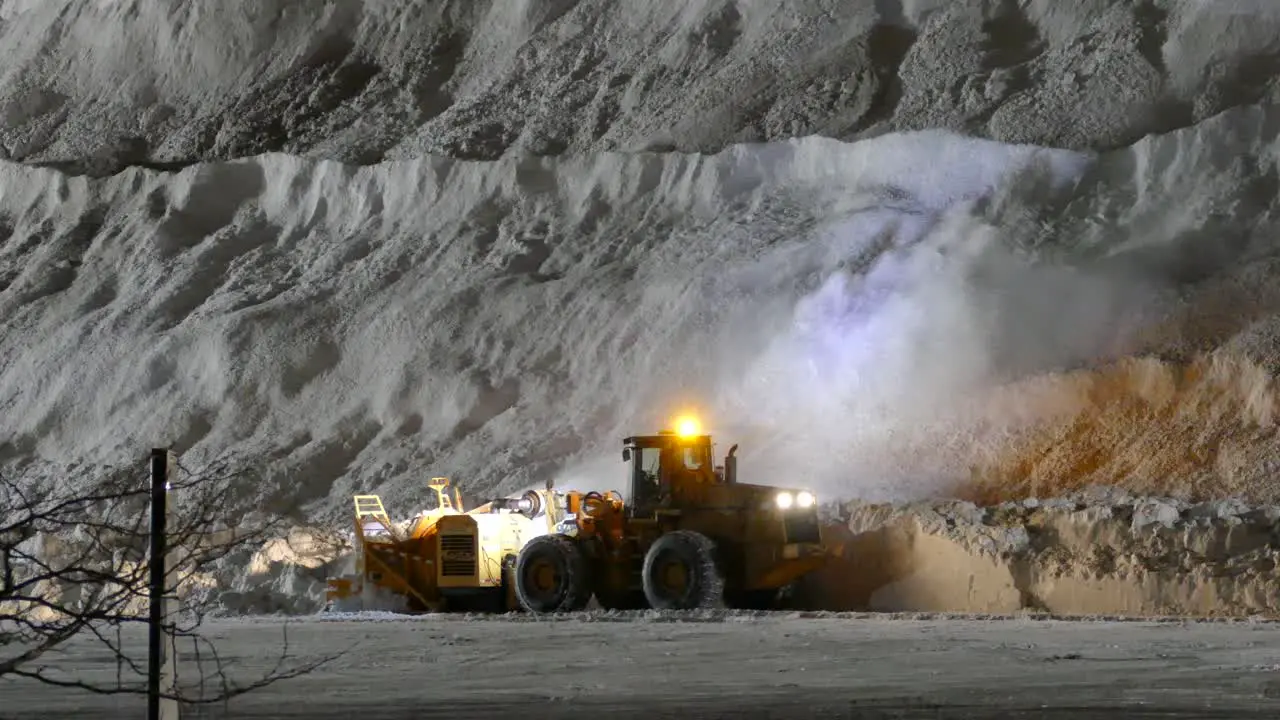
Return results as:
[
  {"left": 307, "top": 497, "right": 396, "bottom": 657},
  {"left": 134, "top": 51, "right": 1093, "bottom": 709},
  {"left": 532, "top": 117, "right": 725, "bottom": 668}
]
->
[
  {"left": 435, "top": 512, "right": 554, "bottom": 590},
  {"left": 324, "top": 477, "right": 557, "bottom": 613}
]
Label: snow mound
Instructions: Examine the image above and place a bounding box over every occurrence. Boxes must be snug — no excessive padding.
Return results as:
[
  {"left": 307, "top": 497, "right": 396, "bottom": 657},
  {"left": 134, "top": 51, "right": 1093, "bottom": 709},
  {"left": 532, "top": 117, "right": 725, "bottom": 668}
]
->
[
  {"left": 201, "top": 527, "right": 349, "bottom": 616},
  {"left": 805, "top": 489, "right": 1280, "bottom": 618}
]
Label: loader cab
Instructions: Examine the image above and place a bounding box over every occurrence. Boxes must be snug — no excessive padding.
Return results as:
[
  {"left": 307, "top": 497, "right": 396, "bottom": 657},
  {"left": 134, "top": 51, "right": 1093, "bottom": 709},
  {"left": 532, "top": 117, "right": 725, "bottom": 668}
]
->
[{"left": 622, "top": 427, "right": 718, "bottom": 517}]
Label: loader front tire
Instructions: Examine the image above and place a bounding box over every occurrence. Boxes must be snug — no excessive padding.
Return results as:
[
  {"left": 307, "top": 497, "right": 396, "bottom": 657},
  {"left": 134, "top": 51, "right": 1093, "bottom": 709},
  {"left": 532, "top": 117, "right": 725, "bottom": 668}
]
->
[
  {"left": 514, "top": 534, "right": 591, "bottom": 613},
  {"left": 642, "top": 530, "right": 725, "bottom": 611}
]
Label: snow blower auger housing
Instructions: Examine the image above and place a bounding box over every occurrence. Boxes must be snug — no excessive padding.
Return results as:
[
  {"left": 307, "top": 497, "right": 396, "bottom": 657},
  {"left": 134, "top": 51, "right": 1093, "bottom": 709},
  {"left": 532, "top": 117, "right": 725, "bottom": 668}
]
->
[
  {"left": 512, "top": 416, "right": 840, "bottom": 614},
  {"left": 324, "top": 477, "right": 560, "bottom": 614}
]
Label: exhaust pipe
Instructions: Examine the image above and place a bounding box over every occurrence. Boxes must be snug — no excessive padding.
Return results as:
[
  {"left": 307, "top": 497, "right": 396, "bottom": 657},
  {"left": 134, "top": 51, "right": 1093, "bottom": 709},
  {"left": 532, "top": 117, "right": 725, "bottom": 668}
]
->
[{"left": 725, "top": 444, "right": 739, "bottom": 485}]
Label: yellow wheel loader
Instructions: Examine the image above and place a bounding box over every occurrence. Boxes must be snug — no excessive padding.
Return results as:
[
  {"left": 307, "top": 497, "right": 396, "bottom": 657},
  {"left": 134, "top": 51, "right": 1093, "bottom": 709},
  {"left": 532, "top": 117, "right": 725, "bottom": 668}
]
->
[{"left": 512, "top": 416, "right": 840, "bottom": 613}]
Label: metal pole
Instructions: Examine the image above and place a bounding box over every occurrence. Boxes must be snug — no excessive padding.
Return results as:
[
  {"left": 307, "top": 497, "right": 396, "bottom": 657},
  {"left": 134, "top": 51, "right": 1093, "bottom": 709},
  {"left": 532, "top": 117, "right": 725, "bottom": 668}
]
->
[{"left": 148, "top": 448, "right": 168, "bottom": 720}]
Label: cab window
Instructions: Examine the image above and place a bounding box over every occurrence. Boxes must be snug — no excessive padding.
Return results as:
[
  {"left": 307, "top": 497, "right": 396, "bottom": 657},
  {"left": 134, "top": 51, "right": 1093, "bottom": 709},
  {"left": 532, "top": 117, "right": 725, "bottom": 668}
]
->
[
  {"left": 682, "top": 446, "right": 703, "bottom": 470},
  {"left": 633, "top": 447, "right": 662, "bottom": 491}
]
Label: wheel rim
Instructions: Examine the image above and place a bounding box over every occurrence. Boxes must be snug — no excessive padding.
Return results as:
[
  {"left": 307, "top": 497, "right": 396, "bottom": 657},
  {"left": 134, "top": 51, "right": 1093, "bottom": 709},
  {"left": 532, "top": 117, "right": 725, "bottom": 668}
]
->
[
  {"left": 655, "top": 553, "right": 690, "bottom": 596},
  {"left": 524, "top": 556, "right": 561, "bottom": 599}
]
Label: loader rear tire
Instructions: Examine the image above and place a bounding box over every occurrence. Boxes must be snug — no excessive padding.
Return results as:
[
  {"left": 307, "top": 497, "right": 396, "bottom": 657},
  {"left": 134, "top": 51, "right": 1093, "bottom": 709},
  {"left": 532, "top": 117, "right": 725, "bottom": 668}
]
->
[
  {"left": 641, "top": 530, "right": 725, "bottom": 611},
  {"left": 514, "top": 534, "right": 591, "bottom": 613}
]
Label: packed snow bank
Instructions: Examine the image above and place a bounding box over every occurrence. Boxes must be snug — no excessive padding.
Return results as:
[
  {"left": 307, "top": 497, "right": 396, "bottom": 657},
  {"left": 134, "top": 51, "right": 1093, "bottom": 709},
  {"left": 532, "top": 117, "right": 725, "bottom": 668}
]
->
[
  {"left": 0, "top": 519, "right": 351, "bottom": 620},
  {"left": 124, "top": 485, "right": 1280, "bottom": 619},
  {"left": 804, "top": 488, "right": 1280, "bottom": 618},
  {"left": 204, "top": 527, "right": 350, "bottom": 615},
  {"left": 3, "top": 0, "right": 1280, "bottom": 171}
]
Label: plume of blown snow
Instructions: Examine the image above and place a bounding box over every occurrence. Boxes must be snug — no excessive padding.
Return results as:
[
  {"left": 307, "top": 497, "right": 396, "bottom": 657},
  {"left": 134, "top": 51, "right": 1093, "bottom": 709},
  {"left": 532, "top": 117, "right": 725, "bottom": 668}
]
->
[{"left": 709, "top": 207, "right": 1171, "bottom": 502}]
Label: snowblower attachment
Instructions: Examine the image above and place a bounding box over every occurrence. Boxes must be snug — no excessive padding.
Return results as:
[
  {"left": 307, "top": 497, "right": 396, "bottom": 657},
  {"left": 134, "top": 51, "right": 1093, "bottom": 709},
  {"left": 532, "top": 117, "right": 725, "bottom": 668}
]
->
[{"left": 324, "top": 478, "right": 561, "bottom": 614}]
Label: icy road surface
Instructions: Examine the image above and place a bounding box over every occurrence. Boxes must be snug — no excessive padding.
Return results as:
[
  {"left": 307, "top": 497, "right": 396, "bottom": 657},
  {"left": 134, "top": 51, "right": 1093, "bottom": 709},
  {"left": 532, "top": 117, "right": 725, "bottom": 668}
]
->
[{"left": 4, "top": 612, "right": 1280, "bottom": 719}]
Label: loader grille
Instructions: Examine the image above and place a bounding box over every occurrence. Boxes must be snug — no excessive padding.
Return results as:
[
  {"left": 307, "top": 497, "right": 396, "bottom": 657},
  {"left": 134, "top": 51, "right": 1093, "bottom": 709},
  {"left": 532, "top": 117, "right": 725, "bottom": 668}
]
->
[
  {"left": 439, "top": 534, "right": 478, "bottom": 577},
  {"left": 783, "top": 512, "right": 821, "bottom": 545}
]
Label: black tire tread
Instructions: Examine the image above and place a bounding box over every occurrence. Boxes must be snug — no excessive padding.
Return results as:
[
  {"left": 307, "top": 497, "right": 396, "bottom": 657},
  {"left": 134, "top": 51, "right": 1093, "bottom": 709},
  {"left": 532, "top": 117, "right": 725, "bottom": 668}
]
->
[
  {"left": 514, "top": 534, "right": 592, "bottom": 613},
  {"left": 641, "top": 530, "right": 725, "bottom": 610}
]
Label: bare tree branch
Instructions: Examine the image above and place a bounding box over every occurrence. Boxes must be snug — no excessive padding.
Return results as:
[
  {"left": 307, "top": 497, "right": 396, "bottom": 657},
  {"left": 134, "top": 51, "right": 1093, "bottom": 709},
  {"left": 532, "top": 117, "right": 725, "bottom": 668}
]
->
[{"left": 0, "top": 451, "right": 345, "bottom": 706}]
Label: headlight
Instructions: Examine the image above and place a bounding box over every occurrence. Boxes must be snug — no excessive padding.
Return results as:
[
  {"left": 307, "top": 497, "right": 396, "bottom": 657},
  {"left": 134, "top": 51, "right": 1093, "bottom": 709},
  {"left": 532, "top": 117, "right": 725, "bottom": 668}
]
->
[
  {"left": 796, "top": 491, "right": 815, "bottom": 509},
  {"left": 774, "top": 491, "right": 793, "bottom": 510}
]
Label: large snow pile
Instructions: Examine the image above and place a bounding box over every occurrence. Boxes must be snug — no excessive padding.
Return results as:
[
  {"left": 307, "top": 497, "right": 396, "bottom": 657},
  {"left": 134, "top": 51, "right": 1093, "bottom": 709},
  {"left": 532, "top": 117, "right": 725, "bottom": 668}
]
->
[
  {"left": 805, "top": 487, "right": 1280, "bottom": 618},
  {"left": 4, "top": 1, "right": 1280, "bottom": 616}
]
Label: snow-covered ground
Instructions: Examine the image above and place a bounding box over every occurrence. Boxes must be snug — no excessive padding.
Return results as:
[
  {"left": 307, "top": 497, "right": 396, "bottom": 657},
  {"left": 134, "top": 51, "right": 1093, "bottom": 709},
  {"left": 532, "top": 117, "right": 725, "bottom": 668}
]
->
[{"left": 4, "top": 613, "right": 1280, "bottom": 718}]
